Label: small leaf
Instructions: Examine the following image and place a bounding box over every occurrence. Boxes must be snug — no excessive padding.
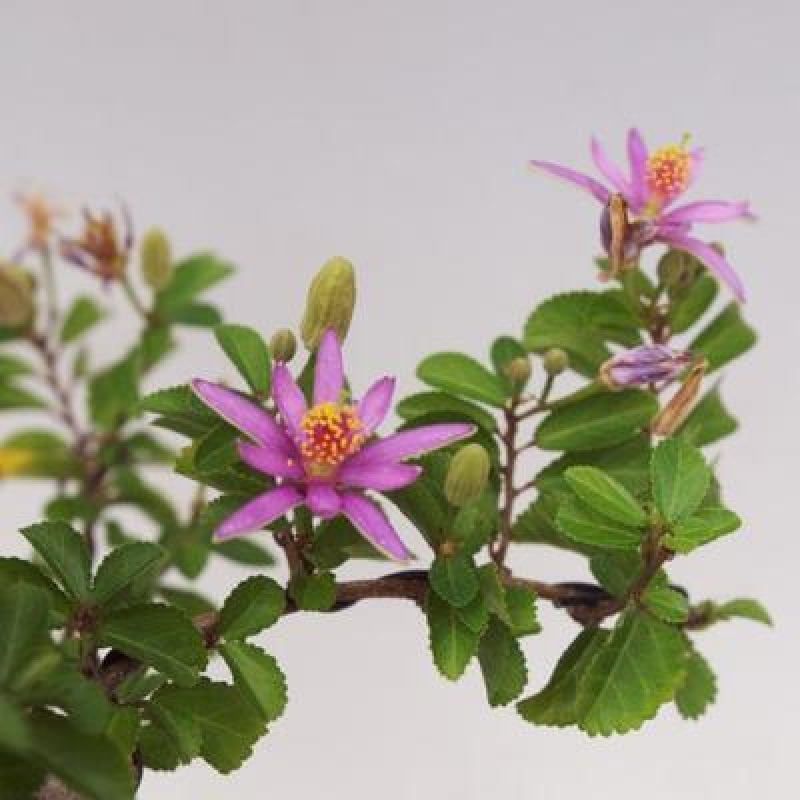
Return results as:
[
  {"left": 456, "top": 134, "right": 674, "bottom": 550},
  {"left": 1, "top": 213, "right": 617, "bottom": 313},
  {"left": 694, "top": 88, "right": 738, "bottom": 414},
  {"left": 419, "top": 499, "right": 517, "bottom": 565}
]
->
[
  {"left": 417, "top": 352, "right": 508, "bottom": 407},
  {"left": 92, "top": 543, "right": 166, "bottom": 606},
  {"left": 0, "top": 696, "right": 32, "bottom": 753},
  {"left": 89, "top": 354, "right": 140, "bottom": 430},
  {"left": 220, "top": 642, "right": 288, "bottom": 722},
  {"left": 643, "top": 586, "right": 689, "bottom": 624},
  {"left": 675, "top": 647, "right": 717, "bottom": 720},
  {"left": 667, "top": 271, "right": 718, "bottom": 334},
  {"left": 213, "top": 537, "right": 276, "bottom": 566},
  {"left": 21, "top": 521, "right": 91, "bottom": 599},
  {"left": 214, "top": 324, "right": 272, "bottom": 395},
  {"left": 142, "top": 697, "right": 202, "bottom": 770},
  {"left": 651, "top": 437, "right": 711, "bottom": 524},
  {"left": 60, "top": 296, "right": 106, "bottom": 344},
  {"left": 690, "top": 303, "right": 756, "bottom": 372},
  {"left": 478, "top": 619, "right": 528, "bottom": 707},
  {"left": 713, "top": 598, "right": 772, "bottom": 626},
  {"left": 156, "top": 253, "right": 234, "bottom": 313},
  {"left": 426, "top": 591, "right": 481, "bottom": 681},
  {"left": 396, "top": 391, "right": 497, "bottom": 432},
  {"left": 564, "top": 466, "right": 647, "bottom": 526},
  {"left": 678, "top": 387, "right": 738, "bottom": 447},
  {"left": 556, "top": 497, "right": 642, "bottom": 550},
  {"left": 429, "top": 553, "right": 480, "bottom": 608},
  {"left": 218, "top": 576, "right": 285, "bottom": 640},
  {"left": 0, "top": 584, "right": 50, "bottom": 687},
  {"left": 504, "top": 586, "right": 540, "bottom": 637},
  {"left": 289, "top": 572, "right": 336, "bottom": 612},
  {"left": 0, "top": 384, "right": 47, "bottom": 410},
  {"left": 665, "top": 507, "right": 741, "bottom": 553}
]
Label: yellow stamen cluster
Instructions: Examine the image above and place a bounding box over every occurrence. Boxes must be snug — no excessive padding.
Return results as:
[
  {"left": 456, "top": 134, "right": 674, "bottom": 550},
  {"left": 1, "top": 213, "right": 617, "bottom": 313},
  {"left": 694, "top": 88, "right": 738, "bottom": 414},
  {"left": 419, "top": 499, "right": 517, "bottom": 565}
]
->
[
  {"left": 299, "top": 402, "right": 365, "bottom": 474},
  {"left": 646, "top": 143, "right": 692, "bottom": 201}
]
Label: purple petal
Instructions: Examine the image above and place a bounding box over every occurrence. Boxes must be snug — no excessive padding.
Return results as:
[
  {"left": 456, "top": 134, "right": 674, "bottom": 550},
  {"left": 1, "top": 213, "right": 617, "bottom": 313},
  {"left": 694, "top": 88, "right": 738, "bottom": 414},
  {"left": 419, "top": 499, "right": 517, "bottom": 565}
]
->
[
  {"left": 215, "top": 486, "right": 303, "bottom": 541},
  {"left": 357, "top": 376, "right": 395, "bottom": 434},
  {"left": 306, "top": 483, "right": 342, "bottom": 518},
  {"left": 590, "top": 136, "right": 630, "bottom": 195},
  {"left": 338, "top": 462, "right": 422, "bottom": 491},
  {"left": 272, "top": 364, "right": 307, "bottom": 437},
  {"left": 530, "top": 160, "right": 610, "bottom": 204},
  {"left": 659, "top": 200, "right": 755, "bottom": 226},
  {"left": 658, "top": 232, "right": 746, "bottom": 302},
  {"left": 341, "top": 492, "right": 411, "bottom": 561},
  {"left": 314, "top": 329, "right": 345, "bottom": 405},
  {"left": 626, "top": 128, "right": 649, "bottom": 212},
  {"left": 237, "top": 441, "right": 303, "bottom": 480},
  {"left": 347, "top": 423, "right": 475, "bottom": 467},
  {"left": 191, "top": 380, "right": 292, "bottom": 453}
]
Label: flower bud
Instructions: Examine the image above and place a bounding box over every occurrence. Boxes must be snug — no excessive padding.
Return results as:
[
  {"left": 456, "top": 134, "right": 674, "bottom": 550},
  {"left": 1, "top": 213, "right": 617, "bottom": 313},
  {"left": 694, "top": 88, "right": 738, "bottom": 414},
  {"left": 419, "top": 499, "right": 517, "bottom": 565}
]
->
[
  {"left": 651, "top": 359, "right": 707, "bottom": 437},
  {"left": 444, "top": 443, "right": 490, "bottom": 508},
  {"left": 503, "top": 356, "right": 532, "bottom": 388},
  {"left": 0, "top": 264, "right": 35, "bottom": 328},
  {"left": 300, "top": 257, "right": 356, "bottom": 350},
  {"left": 140, "top": 227, "right": 173, "bottom": 290},
  {"left": 543, "top": 348, "right": 569, "bottom": 375},
  {"left": 657, "top": 249, "right": 699, "bottom": 289},
  {"left": 599, "top": 345, "right": 692, "bottom": 390},
  {"left": 269, "top": 328, "right": 297, "bottom": 363}
]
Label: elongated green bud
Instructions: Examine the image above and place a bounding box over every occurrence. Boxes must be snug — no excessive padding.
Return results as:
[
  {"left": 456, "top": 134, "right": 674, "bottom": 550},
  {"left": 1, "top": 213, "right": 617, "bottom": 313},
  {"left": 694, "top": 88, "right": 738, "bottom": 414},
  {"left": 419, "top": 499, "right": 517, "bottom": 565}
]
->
[
  {"left": 444, "top": 443, "right": 490, "bottom": 508},
  {"left": 0, "top": 264, "right": 35, "bottom": 328},
  {"left": 140, "top": 228, "right": 173, "bottom": 290},
  {"left": 300, "top": 257, "right": 356, "bottom": 350},
  {"left": 270, "top": 328, "right": 297, "bottom": 363},
  {"left": 543, "top": 347, "right": 569, "bottom": 376}
]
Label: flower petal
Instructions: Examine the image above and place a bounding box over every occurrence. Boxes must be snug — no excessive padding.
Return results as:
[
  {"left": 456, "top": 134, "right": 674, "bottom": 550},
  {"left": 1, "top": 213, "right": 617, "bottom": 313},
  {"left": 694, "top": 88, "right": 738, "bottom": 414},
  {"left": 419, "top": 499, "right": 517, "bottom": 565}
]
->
[
  {"left": 590, "top": 136, "right": 630, "bottom": 195},
  {"left": 626, "top": 128, "right": 648, "bottom": 212},
  {"left": 347, "top": 423, "right": 475, "bottom": 467},
  {"left": 658, "top": 232, "right": 746, "bottom": 302},
  {"left": 272, "top": 363, "right": 307, "bottom": 437},
  {"left": 530, "top": 160, "right": 610, "bottom": 204},
  {"left": 237, "top": 441, "right": 303, "bottom": 480},
  {"left": 215, "top": 486, "right": 303, "bottom": 541},
  {"left": 357, "top": 376, "right": 395, "bottom": 434},
  {"left": 191, "top": 379, "right": 292, "bottom": 453},
  {"left": 314, "top": 329, "right": 345, "bottom": 405},
  {"left": 338, "top": 462, "right": 422, "bottom": 491},
  {"left": 306, "top": 483, "right": 342, "bottom": 518},
  {"left": 341, "top": 492, "right": 411, "bottom": 562},
  {"left": 659, "top": 200, "right": 755, "bottom": 226}
]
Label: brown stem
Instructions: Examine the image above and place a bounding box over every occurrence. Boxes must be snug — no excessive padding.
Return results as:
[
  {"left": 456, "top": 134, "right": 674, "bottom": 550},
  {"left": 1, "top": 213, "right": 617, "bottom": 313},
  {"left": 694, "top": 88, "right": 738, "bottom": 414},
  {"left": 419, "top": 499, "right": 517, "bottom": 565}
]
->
[{"left": 491, "top": 400, "right": 520, "bottom": 565}]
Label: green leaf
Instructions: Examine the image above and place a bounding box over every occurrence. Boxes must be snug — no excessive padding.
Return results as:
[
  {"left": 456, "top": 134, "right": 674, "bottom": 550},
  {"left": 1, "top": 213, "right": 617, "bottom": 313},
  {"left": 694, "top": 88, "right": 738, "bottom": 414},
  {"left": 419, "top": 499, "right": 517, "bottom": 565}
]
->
[
  {"left": 97, "top": 604, "right": 208, "bottom": 686},
  {"left": 564, "top": 466, "right": 647, "bottom": 526},
  {"left": 21, "top": 521, "right": 91, "bottom": 599},
  {"left": 213, "top": 537, "right": 276, "bottom": 566},
  {"left": 27, "top": 710, "right": 134, "bottom": 800},
  {"left": 417, "top": 352, "right": 508, "bottom": 407},
  {"left": 214, "top": 324, "right": 271, "bottom": 395},
  {"left": 576, "top": 612, "right": 687, "bottom": 736},
  {"left": 429, "top": 553, "right": 480, "bottom": 608},
  {"left": 667, "top": 271, "right": 718, "bottom": 334},
  {"left": 536, "top": 390, "right": 657, "bottom": 452},
  {"left": 193, "top": 422, "right": 240, "bottom": 473},
  {"left": 426, "top": 591, "right": 481, "bottom": 680},
  {"left": 589, "top": 552, "right": 642, "bottom": 597},
  {"left": 478, "top": 619, "right": 528, "bottom": 707},
  {"left": 158, "top": 586, "right": 216, "bottom": 616},
  {"left": 168, "top": 302, "right": 223, "bottom": 327},
  {"left": 518, "top": 628, "right": 610, "bottom": 727},
  {"left": 396, "top": 391, "right": 497, "bottom": 432},
  {"left": 643, "top": 586, "right": 689, "bottom": 624},
  {"left": 675, "top": 647, "right": 717, "bottom": 720},
  {"left": 713, "top": 598, "right": 772, "bottom": 626},
  {"left": 0, "top": 353, "right": 32, "bottom": 380},
  {"left": 156, "top": 253, "right": 234, "bottom": 313},
  {"left": 89, "top": 354, "right": 140, "bottom": 430},
  {"left": 556, "top": 497, "right": 642, "bottom": 550},
  {"left": 218, "top": 576, "right": 286, "bottom": 640},
  {"left": 0, "top": 696, "right": 32, "bottom": 753},
  {"left": 665, "top": 507, "right": 741, "bottom": 554},
  {"left": 477, "top": 563, "right": 511, "bottom": 625},
  {"left": 690, "top": 303, "right": 756, "bottom": 372},
  {"left": 678, "top": 387, "right": 738, "bottom": 447},
  {"left": 0, "top": 751, "right": 44, "bottom": 799},
  {"left": 651, "top": 437, "right": 711, "bottom": 524},
  {"left": 289, "top": 572, "right": 337, "bottom": 612},
  {"left": 149, "top": 679, "right": 266, "bottom": 774},
  {"left": 141, "top": 697, "right": 202, "bottom": 770},
  {"left": 0, "top": 584, "right": 50, "bottom": 687},
  {"left": 60, "top": 295, "right": 106, "bottom": 344},
  {"left": 220, "top": 642, "right": 288, "bottom": 722},
  {"left": 139, "top": 384, "right": 214, "bottom": 417},
  {"left": 0, "top": 557, "right": 70, "bottom": 619},
  {"left": 524, "top": 290, "right": 641, "bottom": 376},
  {"left": 504, "top": 586, "right": 540, "bottom": 637},
  {"left": 0, "top": 384, "right": 47, "bottom": 410},
  {"left": 92, "top": 543, "right": 166, "bottom": 606},
  {"left": 490, "top": 335, "right": 529, "bottom": 390}
]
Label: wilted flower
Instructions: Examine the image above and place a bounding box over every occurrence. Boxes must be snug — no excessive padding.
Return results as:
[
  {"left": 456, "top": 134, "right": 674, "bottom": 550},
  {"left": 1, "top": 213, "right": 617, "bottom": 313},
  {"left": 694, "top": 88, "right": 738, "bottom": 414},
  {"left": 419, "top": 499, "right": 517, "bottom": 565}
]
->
[
  {"left": 192, "top": 329, "right": 474, "bottom": 560},
  {"left": 651, "top": 359, "right": 708, "bottom": 436},
  {"left": 600, "top": 345, "right": 693, "bottom": 390},
  {"left": 531, "top": 130, "right": 754, "bottom": 301},
  {"left": 14, "top": 190, "right": 67, "bottom": 254},
  {"left": 60, "top": 207, "right": 133, "bottom": 283}
]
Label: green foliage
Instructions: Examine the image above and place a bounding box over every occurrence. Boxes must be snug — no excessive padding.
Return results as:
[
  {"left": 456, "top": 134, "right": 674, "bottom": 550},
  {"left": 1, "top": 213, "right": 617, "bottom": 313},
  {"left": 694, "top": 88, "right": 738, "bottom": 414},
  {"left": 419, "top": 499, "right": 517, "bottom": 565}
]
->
[
  {"left": 61, "top": 295, "right": 107, "bottom": 344},
  {"left": 690, "top": 303, "right": 757, "bottom": 371},
  {"left": 564, "top": 466, "right": 647, "bottom": 526},
  {"left": 0, "top": 584, "right": 51, "bottom": 687},
  {"left": 289, "top": 571, "right": 337, "bottom": 612},
  {"left": 665, "top": 508, "right": 741, "bottom": 553},
  {"left": 426, "top": 590, "right": 484, "bottom": 680},
  {"left": 478, "top": 618, "right": 528, "bottom": 707},
  {"left": 429, "top": 552, "right": 480, "bottom": 608},
  {"left": 397, "top": 391, "right": 497, "bottom": 432},
  {"left": 556, "top": 497, "right": 643, "bottom": 549},
  {"left": 155, "top": 253, "right": 233, "bottom": 320},
  {"left": 712, "top": 598, "right": 772, "bottom": 626},
  {"left": 417, "top": 352, "right": 508, "bottom": 407},
  {"left": 92, "top": 542, "right": 166, "bottom": 606},
  {"left": 89, "top": 352, "right": 140, "bottom": 429},
  {"left": 21, "top": 521, "right": 92, "bottom": 600},
  {"left": 214, "top": 323, "right": 272, "bottom": 395},
  {"left": 678, "top": 387, "right": 738, "bottom": 447},
  {"left": 218, "top": 575, "right": 285, "bottom": 640},
  {"left": 219, "top": 642, "right": 288, "bottom": 722},
  {"left": 675, "top": 646, "right": 717, "bottom": 719},
  {"left": 651, "top": 437, "right": 711, "bottom": 524}
]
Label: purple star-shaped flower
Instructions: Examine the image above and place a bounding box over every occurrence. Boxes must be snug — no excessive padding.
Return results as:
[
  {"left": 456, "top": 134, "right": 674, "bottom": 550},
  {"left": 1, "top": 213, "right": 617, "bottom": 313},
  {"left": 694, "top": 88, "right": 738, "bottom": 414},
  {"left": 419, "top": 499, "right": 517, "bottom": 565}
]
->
[
  {"left": 531, "top": 130, "right": 754, "bottom": 302},
  {"left": 191, "top": 329, "right": 475, "bottom": 561}
]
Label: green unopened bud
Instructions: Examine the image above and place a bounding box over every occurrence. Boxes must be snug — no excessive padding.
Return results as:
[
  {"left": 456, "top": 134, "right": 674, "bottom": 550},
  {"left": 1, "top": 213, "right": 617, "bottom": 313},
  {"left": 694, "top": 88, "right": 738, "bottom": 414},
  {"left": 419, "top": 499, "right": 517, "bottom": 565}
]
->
[
  {"left": 300, "top": 256, "right": 356, "bottom": 350},
  {"left": 543, "top": 348, "right": 569, "bottom": 376},
  {"left": 140, "top": 228, "right": 173, "bottom": 290},
  {"left": 0, "top": 264, "right": 35, "bottom": 328},
  {"left": 657, "top": 249, "right": 699, "bottom": 290},
  {"left": 503, "top": 356, "right": 532, "bottom": 387},
  {"left": 444, "top": 443, "right": 490, "bottom": 508},
  {"left": 269, "top": 328, "right": 297, "bottom": 363}
]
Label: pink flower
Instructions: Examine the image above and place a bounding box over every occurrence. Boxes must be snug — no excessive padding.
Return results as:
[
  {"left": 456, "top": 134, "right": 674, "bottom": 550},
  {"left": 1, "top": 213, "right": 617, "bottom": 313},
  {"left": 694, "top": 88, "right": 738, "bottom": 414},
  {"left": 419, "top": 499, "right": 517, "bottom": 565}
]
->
[
  {"left": 531, "top": 130, "right": 754, "bottom": 301},
  {"left": 192, "top": 330, "right": 474, "bottom": 561},
  {"left": 599, "top": 345, "right": 693, "bottom": 389}
]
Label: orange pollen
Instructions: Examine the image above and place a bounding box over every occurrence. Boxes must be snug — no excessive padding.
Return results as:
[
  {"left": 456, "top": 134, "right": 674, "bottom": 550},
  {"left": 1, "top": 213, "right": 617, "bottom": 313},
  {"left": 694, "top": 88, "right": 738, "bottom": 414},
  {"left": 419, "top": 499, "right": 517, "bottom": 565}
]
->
[
  {"left": 645, "top": 144, "right": 691, "bottom": 199},
  {"left": 299, "top": 402, "right": 365, "bottom": 470}
]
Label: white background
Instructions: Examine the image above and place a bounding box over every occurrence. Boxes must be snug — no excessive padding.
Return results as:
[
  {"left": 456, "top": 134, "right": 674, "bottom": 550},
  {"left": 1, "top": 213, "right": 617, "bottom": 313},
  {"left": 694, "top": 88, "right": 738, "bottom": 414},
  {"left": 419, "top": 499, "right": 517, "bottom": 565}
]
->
[{"left": 0, "top": 1, "right": 796, "bottom": 798}]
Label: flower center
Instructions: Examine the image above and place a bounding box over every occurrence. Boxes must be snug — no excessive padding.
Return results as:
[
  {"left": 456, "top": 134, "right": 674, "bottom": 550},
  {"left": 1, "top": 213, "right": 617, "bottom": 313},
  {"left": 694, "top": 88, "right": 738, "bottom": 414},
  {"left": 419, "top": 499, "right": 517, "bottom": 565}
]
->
[
  {"left": 299, "top": 402, "right": 365, "bottom": 476},
  {"left": 645, "top": 140, "right": 692, "bottom": 205}
]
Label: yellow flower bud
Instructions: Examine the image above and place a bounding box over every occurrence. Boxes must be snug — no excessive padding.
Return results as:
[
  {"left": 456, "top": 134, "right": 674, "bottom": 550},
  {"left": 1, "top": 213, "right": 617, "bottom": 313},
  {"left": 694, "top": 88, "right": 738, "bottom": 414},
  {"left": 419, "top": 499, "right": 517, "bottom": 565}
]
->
[
  {"left": 300, "top": 257, "right": 356, "bottom": 350},
  {"left": 0, "top": 264, "right": 35, "bottom": 328},
  {"left": 140, "top": 228, "right": 173, "bottom": 290},
  {"left": 543, "top": 348, "right": 569, "bottom": 376},
  {"left": 269, "top": 328, "right": 298, "bottom": 363},
  {"left": 444, "top": 443, "right": 490, "bottom": 508}
]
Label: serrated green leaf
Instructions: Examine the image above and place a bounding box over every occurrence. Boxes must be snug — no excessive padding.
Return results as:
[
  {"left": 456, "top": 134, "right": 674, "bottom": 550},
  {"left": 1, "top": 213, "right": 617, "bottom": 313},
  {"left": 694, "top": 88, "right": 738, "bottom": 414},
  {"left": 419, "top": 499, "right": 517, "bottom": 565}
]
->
[
  {"left": 556, "top": 497, "right": 642, "bottom": 549},
  {"left": 477, "top": 563, "right": 511, "bottom": 625},
  {"left": 60, "top": 295, "right": 106, "bottom": 344},
  {"left": 667, "top": 271, "right": 718, "bottom": 334},
  {"left": 97, "top": 604, "right": 208, "bottom": 686},
  {"left": 218, "top": 576, "right": 285, "bottom": 640},
  {"left": 214, "top": 324, "right": 271, "bottom": 395},
  {"left": 158, "top": 586, "right": 216, "bottom": 616},
  {"left": 143, "top": 697, "right": 203, "bottom": 769},
  {"left": 429, "top": 552, "right": 480, "bottom": 608},
  {"left": 92, "top": 543, "right": 166, "bottom": 606},
  {"left": 536, "top": 390, "right": 657, "bottom": 452},
  {"left": 193, "top": 422, "right": 240, "bottom": 472},
  {"left": 504, "top": 586, "right": 540, "bottom": 637},
  {"left": 564, "top": 466, "right": 647, "bottom": 526},
  {"left": 690, "top": 303, "right": 756, "bottom": 372},
  {"left": 644, "top": 586, "right": 689, "bottom": 624},
  {"left": 396, "top": 391, "right": 497, "bottom": 432},
  {"left": 675, "top": 646, "right": 717, "bottom": 720},
  {"left": 713, "top": 598, "right": 772, "bottom": 626},
  {"left": 426, "top": 591, "right": 481, "bottom": 681},
  {"left": 478, "top": 618, "right": 528, "bottom": 707},
  {"left": 417, "top": 352, "right": 508, "bottom": 407},
  {"left": 0, "top": 585, "right": 50, "bottom": 687},
  {"left": 651, "top": 437, "right": 711, "bottom": 524},
  {"left": 21, "top": 521, "right": 91, "bottom": 599},
  {"left": 0, "top": 557, "right": 70, "bottom": 620},
  {"left": 220, "top": 642, "right": 288, "bottom": 722},
  {"left": 589, "top": 552, "right": 642, "bottom": 597},
  {"left": 665, "top": 507, "right": 741, "bottom": 553},
  {"left": 289, "top": 572, "right": 337, "bottom": 612},
  {"left": 678, "top": 386, "right": 738, "bottom": 447}
]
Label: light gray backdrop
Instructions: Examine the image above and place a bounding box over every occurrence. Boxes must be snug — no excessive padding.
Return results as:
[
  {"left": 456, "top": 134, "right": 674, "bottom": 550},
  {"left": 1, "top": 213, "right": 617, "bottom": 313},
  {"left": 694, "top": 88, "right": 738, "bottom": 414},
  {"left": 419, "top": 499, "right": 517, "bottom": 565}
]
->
[{"left": 0, "top": 1, "right": 795, "bottom": 798}]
